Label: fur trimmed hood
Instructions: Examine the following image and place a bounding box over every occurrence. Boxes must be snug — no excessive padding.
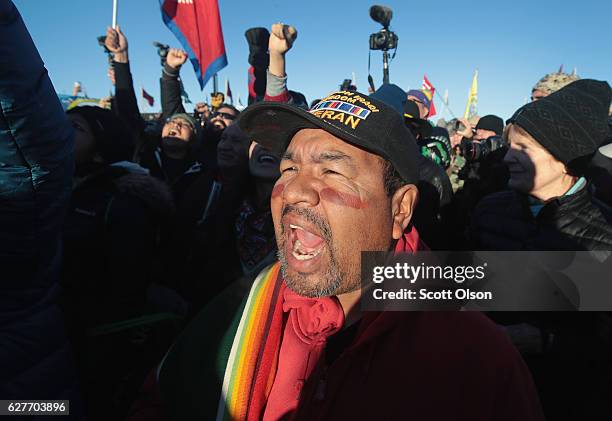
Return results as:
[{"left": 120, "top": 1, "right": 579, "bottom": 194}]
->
[
  {"left": 74, "top": 164, "right": 176, "bottom": 217},
  {"left": 113, "top": 172, "right": 175, "bottom": 217}
]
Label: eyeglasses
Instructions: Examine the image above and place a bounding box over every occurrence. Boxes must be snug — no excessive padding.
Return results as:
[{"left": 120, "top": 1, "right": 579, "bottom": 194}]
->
[
  {"left": 211, "top": 111, "right": 236, "bottom": 121},
  {"left": 166, "top": 118, "right": 194, "bottom": 131}
]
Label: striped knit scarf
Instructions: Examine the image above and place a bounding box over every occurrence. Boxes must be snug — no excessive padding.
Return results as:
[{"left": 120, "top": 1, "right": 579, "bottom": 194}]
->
[{"left": 215, "top": 262, "right": 285, "bottom": 421}]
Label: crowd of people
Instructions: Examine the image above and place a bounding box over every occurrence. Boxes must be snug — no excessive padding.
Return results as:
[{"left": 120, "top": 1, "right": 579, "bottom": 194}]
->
[{"left": 2, "top": 1, "right": 612, "bottom": 419}]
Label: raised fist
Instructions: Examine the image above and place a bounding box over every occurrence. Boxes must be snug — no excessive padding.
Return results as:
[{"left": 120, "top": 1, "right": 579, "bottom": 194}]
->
[
  {"left": 105, "top": 26, "right": 128, "bottom": 63},
  {"left": 269, "top": 23, "right": 297, "bottom": 55},
  {"left": 166, "top": 48, "right": 188, "bottom": 69},
  {"left": 195, "top": 102, "right": 210, "bottom": 119},
  {"left": 105, "top": 26, "right": 127, "bottom": 53}
]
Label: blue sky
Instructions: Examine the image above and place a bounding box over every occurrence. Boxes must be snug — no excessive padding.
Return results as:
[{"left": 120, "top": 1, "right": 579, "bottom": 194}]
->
[{"left": 14, "top": 0, "right": 611, "bottom": 120}]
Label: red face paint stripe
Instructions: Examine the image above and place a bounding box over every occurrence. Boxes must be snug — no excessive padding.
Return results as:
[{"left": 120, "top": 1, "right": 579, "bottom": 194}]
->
[
  {"left": 320, "top": 187, "right": 368, "bottom": 209},
  {"left": 271, "top": 183, "right": 285, "bottom": 199}
]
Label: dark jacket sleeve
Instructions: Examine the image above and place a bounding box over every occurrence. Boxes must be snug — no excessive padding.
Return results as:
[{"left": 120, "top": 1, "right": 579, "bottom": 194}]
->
[
  {"left": 0, "top": 0, "right": 73, "bottom": 305},
  {"left": 0, "top": 0, "right": 82, "bottom": 407},
  {"left": 113, "top": 60, "right": 145, "bottom": 137},
  {"left": 160, "top": 63, "right": 185, "bottom": 121}
]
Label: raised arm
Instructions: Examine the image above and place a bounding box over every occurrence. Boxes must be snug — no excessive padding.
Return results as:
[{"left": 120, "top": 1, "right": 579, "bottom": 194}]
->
[
  {"left": 265, "top": 23, "right": 297, "bottom": 103},
  {"left": 160, "top": 48, "right": 188, "bottom": 120},
  {"left": 105, "top": 25, "right": 144, "bottom": 135}
]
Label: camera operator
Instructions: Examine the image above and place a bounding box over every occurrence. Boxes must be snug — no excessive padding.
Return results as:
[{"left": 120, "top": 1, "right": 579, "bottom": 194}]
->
[
  {"left": 456, "top": 114, "right": 507, "bottom": 186},
  {"left": 444, "top": 114, "right": 508, "bottom": 249}
]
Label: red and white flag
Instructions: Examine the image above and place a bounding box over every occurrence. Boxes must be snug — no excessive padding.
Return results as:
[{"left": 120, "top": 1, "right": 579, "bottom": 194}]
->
[{"left": 422, "top": 75, "right": 437, "bottom": 117}]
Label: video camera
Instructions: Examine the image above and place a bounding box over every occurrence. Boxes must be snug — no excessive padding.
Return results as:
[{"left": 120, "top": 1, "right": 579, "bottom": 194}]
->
[
  {"left": 460, "top": 135, "right": 508, "bottom": 163},
  {"left": 368, "top": 5, "right": 398, "bottom": 51},
  {"left": 153, "top": 42, "right": 170, "bottom": 66}
]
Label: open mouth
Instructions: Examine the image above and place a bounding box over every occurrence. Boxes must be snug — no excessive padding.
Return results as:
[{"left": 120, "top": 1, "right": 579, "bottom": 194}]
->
[
  {"left": 168, "top": 129, "right": 178, "bottom": 136},
  {"left": 213, "top": 120, "right": 227, "bottom": 130},
  {"left": 290, "top": 224, "right": 325, "bottom": 260}
]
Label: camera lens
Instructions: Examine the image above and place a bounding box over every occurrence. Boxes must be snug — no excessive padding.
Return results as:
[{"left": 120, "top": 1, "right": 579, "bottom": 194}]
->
[{"left": 373, "top": 32, "right": 386, "bottom": 48}]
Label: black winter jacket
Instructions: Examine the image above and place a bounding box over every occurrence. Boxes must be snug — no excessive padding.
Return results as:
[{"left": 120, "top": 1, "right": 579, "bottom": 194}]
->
[
  {"left": 470, "top": 185, "right": 612, "bottom": 420},
  {"left": 470, "top": 185, "right": 612, "bottom": 253},
  {"left": 0, "top": 4, "right": 82, "bottom": 408},
  {"left": 413, "top": 156, "right": 454, "bottom": 250}
]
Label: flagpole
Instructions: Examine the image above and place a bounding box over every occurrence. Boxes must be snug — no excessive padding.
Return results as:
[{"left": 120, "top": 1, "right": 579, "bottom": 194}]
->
[
  {"left": 434, "top": 89, "right": 455, "bottom": 119},
  {"left": 112, "top": 0, "right": 118, "bottom": 29},
  {"left": 213, "top": 74, "right": 218, "bottom": 94}
]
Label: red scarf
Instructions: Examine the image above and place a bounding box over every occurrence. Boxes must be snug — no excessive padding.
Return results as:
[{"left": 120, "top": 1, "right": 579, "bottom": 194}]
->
[{"left": 261, "top": 229, "right": 426, "bottom": 421}]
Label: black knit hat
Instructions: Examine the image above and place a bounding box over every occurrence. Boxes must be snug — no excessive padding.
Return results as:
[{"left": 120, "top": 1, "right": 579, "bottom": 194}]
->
[
  {"left": 237, "top": 90, "right": 420, "bottom": 184},
  {"left": 508, "top": 79, "right": 612, "bottom": 169},
  {"left": 476, "top": 115, "right": 504, "bottom": 136}
]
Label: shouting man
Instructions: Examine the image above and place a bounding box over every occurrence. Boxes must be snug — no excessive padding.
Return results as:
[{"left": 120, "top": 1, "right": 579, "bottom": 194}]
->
[{"left": 130, "top": 91, "right": 544, "bottom": 421}]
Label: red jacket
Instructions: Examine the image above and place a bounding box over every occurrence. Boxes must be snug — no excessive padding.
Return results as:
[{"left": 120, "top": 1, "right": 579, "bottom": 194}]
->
[{"left": 292, "top": 310, "right": 544, "bottom": 420}]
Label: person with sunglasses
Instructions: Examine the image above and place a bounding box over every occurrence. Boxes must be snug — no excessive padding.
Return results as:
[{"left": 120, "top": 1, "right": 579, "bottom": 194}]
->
[{"left": 208, "top": 103, "right": 240, "bottom": 131}]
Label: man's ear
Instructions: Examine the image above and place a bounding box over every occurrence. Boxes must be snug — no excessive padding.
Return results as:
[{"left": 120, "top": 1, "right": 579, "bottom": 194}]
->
[{"left": 391, "top": 184, "right": 418, "bottom": 240}]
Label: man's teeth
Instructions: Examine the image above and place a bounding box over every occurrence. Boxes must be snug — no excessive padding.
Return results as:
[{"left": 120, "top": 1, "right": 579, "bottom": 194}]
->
[{"left": 292, "top": 239, "right": 322, "bottom": 261}]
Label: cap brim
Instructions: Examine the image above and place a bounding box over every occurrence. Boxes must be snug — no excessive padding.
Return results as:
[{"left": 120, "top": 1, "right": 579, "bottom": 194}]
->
[{"left": 236, "top": 101, "right": 390, "bottom": 161}]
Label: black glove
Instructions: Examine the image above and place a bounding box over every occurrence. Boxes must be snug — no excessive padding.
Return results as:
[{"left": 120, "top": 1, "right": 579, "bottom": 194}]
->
[{"left": 245, "top": 27, "right": 270, "bottom": 68}]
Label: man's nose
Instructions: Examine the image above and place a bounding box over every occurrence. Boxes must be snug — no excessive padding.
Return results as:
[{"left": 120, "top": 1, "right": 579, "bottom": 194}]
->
[{"left": 281, "top": 171, "right": 321, "bottom": 207}]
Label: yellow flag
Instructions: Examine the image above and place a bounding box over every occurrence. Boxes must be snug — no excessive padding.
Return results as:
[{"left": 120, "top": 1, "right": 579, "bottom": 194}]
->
[{"left": 463, "top": 70, "right": 478, "bottom": 119}]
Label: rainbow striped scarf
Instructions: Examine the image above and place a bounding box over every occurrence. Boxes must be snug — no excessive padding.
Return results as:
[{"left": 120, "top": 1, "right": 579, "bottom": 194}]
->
[{"left": 216, "top": 261, "right": 286, "bottom": 421}]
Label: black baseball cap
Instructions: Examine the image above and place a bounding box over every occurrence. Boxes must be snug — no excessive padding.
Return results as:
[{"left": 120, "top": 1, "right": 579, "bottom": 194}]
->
[
  {"left": 237, "top": 90, "right": 420, "bottom": 184},
  {"left": 404, "top": 101, "right": 432, "bottom": 139}
]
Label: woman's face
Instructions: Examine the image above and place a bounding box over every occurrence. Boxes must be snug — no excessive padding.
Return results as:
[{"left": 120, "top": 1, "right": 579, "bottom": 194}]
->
[
  {"left": 217, "top": 124, "right": 250, "bottom": 170},
  {"left": 248, "top": 141, "right": 280, "bottom": 181},
  {"left": 68, "top": 113, "right": 97, "bottom": 166},
  {"left": 504, "top": 124, "right": 567, "bottom": 197}
]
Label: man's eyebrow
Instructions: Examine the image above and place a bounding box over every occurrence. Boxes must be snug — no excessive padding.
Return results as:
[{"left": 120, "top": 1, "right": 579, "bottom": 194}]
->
[
  {"left": 314, "top": 151, "right": 352, "bottom": 162},
  {"left": 282, "top": 150, "right": 355, "bottom": 168}
]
